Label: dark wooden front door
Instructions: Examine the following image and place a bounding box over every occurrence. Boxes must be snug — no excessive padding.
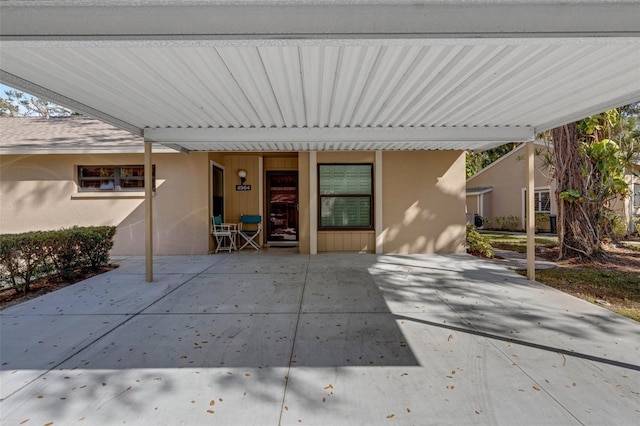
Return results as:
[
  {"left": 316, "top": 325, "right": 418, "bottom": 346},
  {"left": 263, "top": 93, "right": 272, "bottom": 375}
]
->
[{"left": 266, "top": 171, "right": 298, "bottom": 244}]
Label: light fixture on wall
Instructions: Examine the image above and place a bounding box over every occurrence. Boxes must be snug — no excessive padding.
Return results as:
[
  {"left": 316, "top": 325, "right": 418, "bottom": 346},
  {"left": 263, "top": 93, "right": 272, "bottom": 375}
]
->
[{"left": 238, "top": 169, "right": 247, "bottom": 185}]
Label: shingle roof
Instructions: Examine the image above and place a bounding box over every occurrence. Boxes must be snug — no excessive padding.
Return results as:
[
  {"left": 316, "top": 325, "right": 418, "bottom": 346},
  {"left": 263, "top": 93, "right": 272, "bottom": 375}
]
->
[{"left": 0, "top": 117, "right": 173, "bottom": 154}]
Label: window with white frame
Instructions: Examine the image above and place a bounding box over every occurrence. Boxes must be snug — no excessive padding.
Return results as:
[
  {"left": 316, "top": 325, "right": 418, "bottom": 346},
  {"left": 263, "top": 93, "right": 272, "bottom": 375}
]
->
[
  {"left": 634, "top": 182, "right": 640, "bottom": 208},
  {"left": 77, "top": 165, "right": 155, "bottom": 192},
  {"left": 318, "top": 164, "right": 373, "bottom": 230},
  {"left": 534, "top": 190, "right": 551, "bottom": 213}
]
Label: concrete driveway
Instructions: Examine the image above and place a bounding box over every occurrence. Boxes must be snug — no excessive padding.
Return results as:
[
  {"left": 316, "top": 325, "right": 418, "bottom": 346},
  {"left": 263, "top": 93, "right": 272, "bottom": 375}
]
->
[{"left": 1, "top": 252, "right": 638, "bottom": 425}]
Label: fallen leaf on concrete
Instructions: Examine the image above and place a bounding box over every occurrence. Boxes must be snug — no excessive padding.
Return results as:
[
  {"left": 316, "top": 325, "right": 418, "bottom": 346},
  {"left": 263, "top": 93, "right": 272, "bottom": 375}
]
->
[
  {"left": 324, "top": 384, "right": 333, "bottom": 390},
  {"left": 386, "top": 414, "right": 395, "bottom": 419},
  {"left": 532, "top": 386, "right": 541, "bottom": 391}
]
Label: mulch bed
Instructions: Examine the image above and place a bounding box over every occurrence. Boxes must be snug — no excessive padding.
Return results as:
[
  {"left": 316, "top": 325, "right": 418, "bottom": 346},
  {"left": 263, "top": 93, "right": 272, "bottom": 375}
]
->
[{"left": 0, "top": 265, "right": 118, "bottom": 310}]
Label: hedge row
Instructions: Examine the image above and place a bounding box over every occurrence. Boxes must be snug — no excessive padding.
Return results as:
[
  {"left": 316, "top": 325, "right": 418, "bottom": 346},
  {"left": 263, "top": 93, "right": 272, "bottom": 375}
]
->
[{"left": 0, "top": 226, "right": 116, "bottom": 294}]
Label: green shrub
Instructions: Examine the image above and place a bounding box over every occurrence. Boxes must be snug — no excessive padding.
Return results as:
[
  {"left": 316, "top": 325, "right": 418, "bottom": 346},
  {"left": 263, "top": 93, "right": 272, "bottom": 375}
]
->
[
  {"left": 0, "top": 226, "right": 116, "bottom": 293},
  {"left": 535, "top": 213, "right": 549, "bottom": 233},
  {"left": 507, "top": 215, "right": 520, "bottom": 231},
  {"left": 78, "top": 226, "right": 116, "bottom": 271},
  {"left": 495, "top": 216, "right": 507, "bottom": 230},
  {"left": 599, "top": 210, "right": 627, "bottom": 242},
  {"left": 466, "top": 225, "right": 494, "bottom": 258}
]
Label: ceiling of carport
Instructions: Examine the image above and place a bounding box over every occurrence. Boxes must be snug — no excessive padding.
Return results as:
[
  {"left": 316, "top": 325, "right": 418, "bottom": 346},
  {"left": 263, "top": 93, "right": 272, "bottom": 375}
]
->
[{"left": 1, "top": 1, "right": 639, "bottom": 152}]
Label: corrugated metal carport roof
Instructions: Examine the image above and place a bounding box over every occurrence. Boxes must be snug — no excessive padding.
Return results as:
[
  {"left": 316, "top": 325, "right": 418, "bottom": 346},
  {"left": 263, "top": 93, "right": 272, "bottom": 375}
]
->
[{"left": 1, "top": 1, "right": 639, "bottom": 152}]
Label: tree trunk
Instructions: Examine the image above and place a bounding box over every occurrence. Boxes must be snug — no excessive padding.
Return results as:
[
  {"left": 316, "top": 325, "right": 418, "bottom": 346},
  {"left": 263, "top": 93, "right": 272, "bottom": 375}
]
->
[{"left": 551, "top": 123, "right": 604, "bottom": 259}]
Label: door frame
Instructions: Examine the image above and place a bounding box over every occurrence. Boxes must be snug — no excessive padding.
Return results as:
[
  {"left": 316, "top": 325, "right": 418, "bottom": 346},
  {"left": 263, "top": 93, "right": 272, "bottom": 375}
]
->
[
  {"left": 210, "top": 160, "right": 225, "bottom": 221},
  {"left": 266, "top": 170, "right": 299, "bottom": 245}
]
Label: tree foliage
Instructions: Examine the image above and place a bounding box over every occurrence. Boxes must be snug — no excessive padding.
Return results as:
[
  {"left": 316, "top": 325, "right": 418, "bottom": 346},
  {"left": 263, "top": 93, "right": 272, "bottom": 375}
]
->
[
  {"left": 466, "top": 143, "right": 520, "bottom": 178},
  {"left": 550, "top": 107, "right": 639, "bottom": 259},
  {"left": 0, "top": 89, "right": 73, "bottom": 118}
]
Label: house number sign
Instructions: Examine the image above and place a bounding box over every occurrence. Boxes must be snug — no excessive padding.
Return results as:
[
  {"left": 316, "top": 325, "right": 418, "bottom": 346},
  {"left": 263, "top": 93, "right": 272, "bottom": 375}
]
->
[{"left": 236, "top": 185, "right": 252, "bottom": 191}]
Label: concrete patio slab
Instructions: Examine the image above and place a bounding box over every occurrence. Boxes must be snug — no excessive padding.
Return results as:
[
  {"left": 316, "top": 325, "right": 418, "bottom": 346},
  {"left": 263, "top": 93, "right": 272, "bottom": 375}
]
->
[{"left": 1, "top": 253, "right": 638, "bottom": 425}]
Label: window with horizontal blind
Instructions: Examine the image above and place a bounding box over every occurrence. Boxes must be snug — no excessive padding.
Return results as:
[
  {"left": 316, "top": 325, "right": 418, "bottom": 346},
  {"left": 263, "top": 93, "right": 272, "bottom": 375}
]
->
[
  {"left": 534, "top": 190, "right": 551, "bottom": 213},
  {"left": 318, "top": 164, "right": 373, "bottom": 230},
  {"left": 78, "top": 165, "right": 155, "bottom": 192}
]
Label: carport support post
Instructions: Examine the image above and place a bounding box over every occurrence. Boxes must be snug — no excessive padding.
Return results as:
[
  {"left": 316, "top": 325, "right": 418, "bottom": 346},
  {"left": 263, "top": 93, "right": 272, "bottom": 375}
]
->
[
  {"left": 145, "top": 141, "right": 153, "bottom": 282},
  {"left": 526, "top": 141, "right": 535, "bottom": 281}
]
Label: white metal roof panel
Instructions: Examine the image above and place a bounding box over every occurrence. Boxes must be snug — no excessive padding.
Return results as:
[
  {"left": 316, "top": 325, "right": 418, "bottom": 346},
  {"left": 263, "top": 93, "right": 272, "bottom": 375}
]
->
[{"left": 1, "top": 1, "right": 639, "bottom": 152}]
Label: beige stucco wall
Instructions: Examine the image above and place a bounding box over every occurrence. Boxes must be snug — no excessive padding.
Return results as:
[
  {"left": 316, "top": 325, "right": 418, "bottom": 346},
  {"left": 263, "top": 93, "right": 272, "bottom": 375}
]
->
[
  {"left": 381, "top": 151, "right": 466, "bottom": 254},
  {"left": 466, "top": 145, "right": 555, "bottom": 230},
  {"left": 2, "top": 149, "right": 469, "bottom": 257},
  {"left": 0, "top": 151, "right": 210, "bottom": 255},
  {"left": 466, "top": 194, "right": 479, "bottom": 217}
]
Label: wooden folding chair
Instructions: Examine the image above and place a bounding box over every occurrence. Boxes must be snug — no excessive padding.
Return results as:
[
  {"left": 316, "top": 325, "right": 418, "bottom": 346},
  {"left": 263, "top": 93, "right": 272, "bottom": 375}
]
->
[{"left": 238, "top": 215, "right": 262, "bottom": 250}]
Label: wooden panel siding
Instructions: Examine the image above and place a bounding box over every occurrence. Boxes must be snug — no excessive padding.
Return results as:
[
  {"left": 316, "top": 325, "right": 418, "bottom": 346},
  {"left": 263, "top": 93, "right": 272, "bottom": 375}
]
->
[
  {"left": 317, "top": 231, "right": 375, "bottom": 253},
  {"left": 264, "top": 157, "right": 298, "bottom": 170}
]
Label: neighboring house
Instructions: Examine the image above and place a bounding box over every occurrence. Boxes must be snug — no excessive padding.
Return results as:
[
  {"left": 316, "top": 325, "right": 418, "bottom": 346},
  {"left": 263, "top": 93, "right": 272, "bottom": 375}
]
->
[
  {"left": 1, "top": 117, "right": 467, "bottom": 256},
  {"left": 466, "top": 141, "right": 556, "bottom": 232},
  {"left": 466, "top": 142, "right": 640, "bottom": 234}
]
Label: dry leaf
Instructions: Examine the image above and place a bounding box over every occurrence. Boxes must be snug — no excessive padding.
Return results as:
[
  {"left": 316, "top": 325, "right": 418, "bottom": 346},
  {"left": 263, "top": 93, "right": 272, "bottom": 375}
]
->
[
  {"left": 19, "top": 420, "right": 29, "bottom": 425},
  {"left": 406, "top": 408, "right": 411, "bottom": 413},
  {"left": 207, "top": 410, "right": 215, "bottom": 414},
  {"left": 324, "top": 384, "right": 333, "bottom": 390},
  {"left": 245, "top": 373, "right": 251, "bottom": 377},
  {"left": 475, "top": 410, "right": 481, "bottom": 415},
  {"left": 386, "top": 414, "right": 395, "bottom": 419},
  {"left": 447, "top": 334, "right": 454, "bottom": 341},
  {"left": 210, "top": 400, "right": 215, "bottom": 406},
  {"left": 285, "top": 406, "right": 288, "bottom": 411},
  {"left": 572, "top": 382, "right": 577, "bottom": 387},
  {"left": 322, "top": 397, "right": 326, "bottom": 403},
  {"left": 532, "top": 386, "right": 541, "bottom": 391},
  {"left": 44, "top": 423, "right": 54, "bottom": 426}
]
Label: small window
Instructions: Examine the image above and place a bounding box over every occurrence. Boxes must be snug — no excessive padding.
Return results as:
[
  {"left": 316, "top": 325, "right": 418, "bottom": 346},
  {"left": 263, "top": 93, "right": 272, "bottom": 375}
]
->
[
  {"left": 318, "top": 164, "right": 373, "bottom": 230},
  {"left": 633, "top": 182, "right": 640, "bottom": 208},
  {"left": 534, "top": 190, "right": 551, "bottom": 213},
  {"left": 78, "top": 165, "right": 155, "bottom": 192}
]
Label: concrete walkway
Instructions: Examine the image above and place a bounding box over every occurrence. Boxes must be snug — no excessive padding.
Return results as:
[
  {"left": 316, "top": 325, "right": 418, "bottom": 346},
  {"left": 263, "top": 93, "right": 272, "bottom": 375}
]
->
[{"left": 1, "top": 252, "right": 638, "bottom": 425}]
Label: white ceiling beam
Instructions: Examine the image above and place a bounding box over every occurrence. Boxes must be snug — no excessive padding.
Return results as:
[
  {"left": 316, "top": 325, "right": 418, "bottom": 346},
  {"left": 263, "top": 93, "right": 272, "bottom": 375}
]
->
[
  {"left": 2, "top": 1, "right": 639, "bottom": 40},
  {"left": 144, "top": 126, "right": 534, "bottom": 144}
]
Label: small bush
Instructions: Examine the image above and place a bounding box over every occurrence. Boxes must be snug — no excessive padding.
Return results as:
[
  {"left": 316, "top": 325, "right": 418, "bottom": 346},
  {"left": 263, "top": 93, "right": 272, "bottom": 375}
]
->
[
  {"left": 0, "top": 226, "right": 116, "bottom": 293},
  {"left": 507, "top": 215, "right": 520, "bottom": 231},
  {"left": 466, "top": 225, "right": 494, "bottom": 258},
  {"left": 599, "top": 210, "right": 627, "bottom": 242}
]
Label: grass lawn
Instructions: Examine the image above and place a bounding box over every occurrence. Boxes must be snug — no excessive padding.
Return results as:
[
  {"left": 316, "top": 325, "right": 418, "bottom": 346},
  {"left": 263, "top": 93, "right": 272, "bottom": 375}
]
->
[
  {"left": 480, "top": 231, "right": 557, "bottom": 253},
  {"left": 520, "top": 268, "right": 640, "bottom": 321},
  {"left": 480, "top": 231, "right": 640, "bottom": 322}
]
